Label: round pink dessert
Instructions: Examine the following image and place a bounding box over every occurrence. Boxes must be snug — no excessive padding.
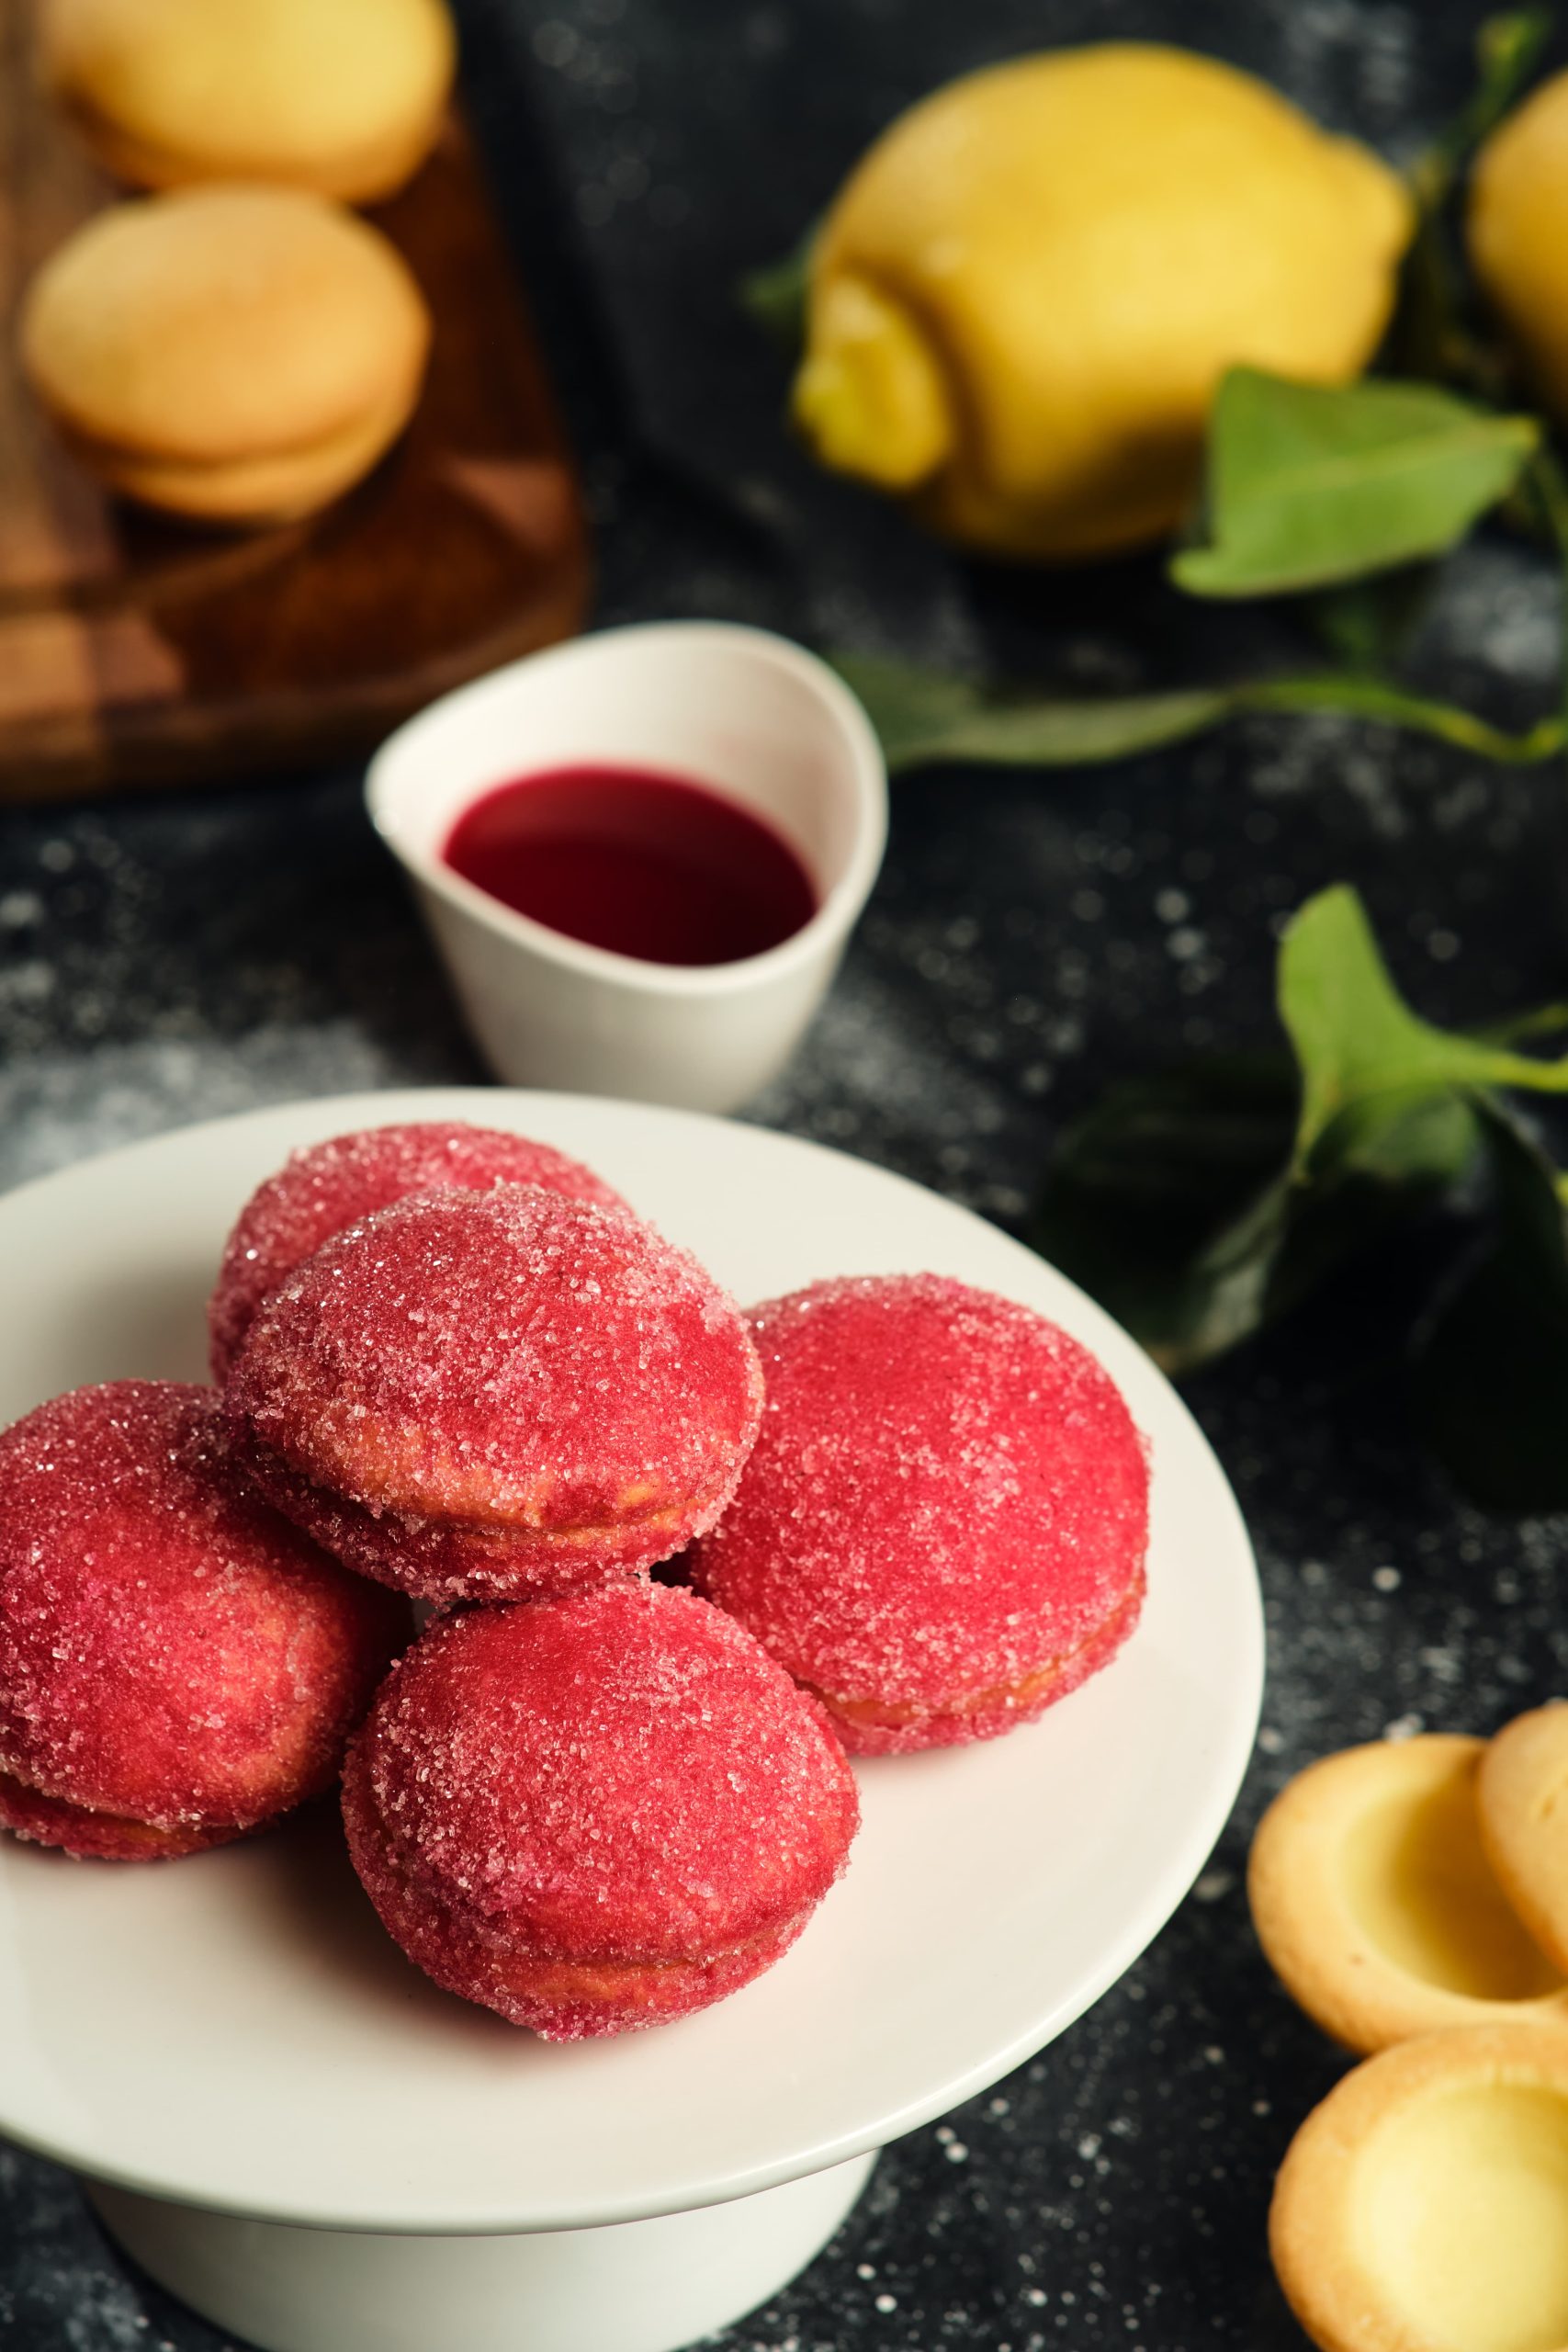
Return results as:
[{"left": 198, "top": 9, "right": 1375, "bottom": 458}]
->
[
  {"left": 209, "top": 1120, "right": 628, "bottom": 1379},
  {"left": 342, "top": 1579, "right": 860, "bottom": 2038},
  {"left": 688, "top": 1273, "right": 1149, "bottom": 1754},
  {"left": 0, "top": 1381, "right": 408, "bottom": 1860},
  {"left": 226, "top": 1185, "right": 765, "bottom": 1602}
]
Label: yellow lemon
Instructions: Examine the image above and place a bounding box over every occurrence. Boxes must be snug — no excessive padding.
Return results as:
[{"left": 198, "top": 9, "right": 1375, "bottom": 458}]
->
[
  {"left": 1470, "top": 67, "right": 1568, "bottom": 421},
  {"left": 793, "top": 43, "right": 1412, "bottom": 560}
]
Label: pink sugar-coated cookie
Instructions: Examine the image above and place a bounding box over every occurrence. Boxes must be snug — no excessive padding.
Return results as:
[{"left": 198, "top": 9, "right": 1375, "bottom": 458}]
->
[
  {"left": 209, "top": 1120, "right": 629, "bottom": 1380},
  {"left": 0, "top": 1381, "right": 409, "bottom": 1860},
  {"left": 688, "top": 1273, "right": 1149, "bottom": 1754},
  {"left": 226, "top": 1186, "right": 765, "bottom": 1603},
  {"left": 342, "top": 1578, "right": 860, "bottom": 2039}
]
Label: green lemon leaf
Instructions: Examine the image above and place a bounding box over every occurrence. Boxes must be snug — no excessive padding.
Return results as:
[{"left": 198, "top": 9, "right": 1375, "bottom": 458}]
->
[
  {"left": 1030, "top": 1050, "right": 1478, "bottom": 1375},
  {"left": 1035, "top": 885, "right": 1568, "bottom": 1396},
  {"left": 1280, "top": 885, "right": 1568, "bottom": 1166},
  {"left": 830, "top": 655, "right": 1231, "bottom": 772},
  {"left": 1171, "top": 368, "right": 1540, "bottom": 599},
  {"left": 1415, "top": 1101, "right": 1568, "bottom": 1513},
  {"left": 1031, "top": 883, "right": 1568, "bottom": 1374},
  {"left": 1027, "top": 1058, "right": 1300, "bottom": 1369}
]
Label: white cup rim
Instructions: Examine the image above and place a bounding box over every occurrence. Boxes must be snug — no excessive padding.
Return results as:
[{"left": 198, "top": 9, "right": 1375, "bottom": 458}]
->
[{"left": 365, "top": 621, "right": 889, "bottom": 1000}]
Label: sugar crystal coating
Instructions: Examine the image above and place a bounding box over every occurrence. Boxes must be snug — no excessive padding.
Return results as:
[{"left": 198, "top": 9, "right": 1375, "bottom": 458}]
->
[
  {"left": 209, "top": 1120, "right": 627, "bottom": 1379},
  {"left": 688, "top": 1273, "right": 1149, "bottom": 1753},
  {"left": 343, "top": 1578, "right": 860, "bottom": 2037},
  {"left": 0, "top": 1380, "right": 409, "bottom": 1859},
  {"left": 227, "top": 1186, "right": 765, "bottom": 1601}
]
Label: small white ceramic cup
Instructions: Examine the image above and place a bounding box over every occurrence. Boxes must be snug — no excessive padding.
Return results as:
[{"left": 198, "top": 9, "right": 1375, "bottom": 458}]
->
[{"left": 366, "top": 622, "right": 887, "bottom": 1114}]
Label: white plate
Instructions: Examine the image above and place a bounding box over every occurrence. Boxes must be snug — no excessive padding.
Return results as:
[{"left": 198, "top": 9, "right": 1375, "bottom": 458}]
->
[{"left": 0, "top": 1090, "right": 1263, "bottom": 2236}]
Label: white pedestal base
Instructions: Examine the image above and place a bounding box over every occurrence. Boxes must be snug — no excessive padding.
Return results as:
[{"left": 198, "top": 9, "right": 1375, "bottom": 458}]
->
[{"left": 86, "top": 2152, "right": 877, "bottom": 2352}]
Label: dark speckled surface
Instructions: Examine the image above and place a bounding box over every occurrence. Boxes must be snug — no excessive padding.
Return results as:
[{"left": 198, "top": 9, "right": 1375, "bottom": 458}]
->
[{"left": 5, "top": 3, "right": 1568, "bottom": 2346}]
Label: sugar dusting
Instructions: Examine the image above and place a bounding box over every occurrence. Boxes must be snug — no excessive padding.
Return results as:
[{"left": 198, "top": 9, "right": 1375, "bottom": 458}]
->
[
  {"left": 344, "top": 1580, "right": 859, "bottom": 2036},
  {"left": 227, "top": 1186, "right": 764, "bottom": 1600},
  {"left": 0, "top": 1381, "right": 405, "bottom": 1851},
  {"left": 6, "top": 8, "right": 1565, "bottom": 2334},
  {"left": 209, "top": 1120, "right": 628, "bottom": 1380},
  {"left": 690, "top": 1275, "right": 1148, "bottom": 1748}
]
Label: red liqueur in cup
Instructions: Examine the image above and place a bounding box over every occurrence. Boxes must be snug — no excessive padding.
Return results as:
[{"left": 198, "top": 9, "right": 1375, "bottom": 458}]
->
[{"left": 443, "top": 765, "right": 818, "bottom": 967}]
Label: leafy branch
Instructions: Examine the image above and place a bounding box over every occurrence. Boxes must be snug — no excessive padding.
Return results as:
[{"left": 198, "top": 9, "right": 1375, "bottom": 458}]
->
[
  {"left": 835, "top": 650, "right": 1567, "bottom": 774},
  {"left": 1031, "top": 886, "right": 1568, "bottom": 1510},
  {"left": 1395, "top": 7, "right": 1551, "bottom": 387},
  {"left": 1168, "top": 372, "right": 1540, "bottom": 598},
  {"left": 822, "top": 15, "right": 1568, "bottom": 782},
  {"left": 834, "top": 355, "right": 1559, "bottom": 773}
]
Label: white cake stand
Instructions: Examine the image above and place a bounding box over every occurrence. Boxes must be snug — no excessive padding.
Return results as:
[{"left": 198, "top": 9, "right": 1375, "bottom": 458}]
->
[{"left": 0, "top": 1091, "right": 1264, "bottom": 2352}]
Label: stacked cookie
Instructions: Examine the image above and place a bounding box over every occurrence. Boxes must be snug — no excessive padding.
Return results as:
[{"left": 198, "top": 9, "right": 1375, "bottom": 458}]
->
[
  {"left": 21, "top": 0, "right": 455, "bottom": 525},
  {"left": 43, "top": 0, "right": 455, "bottom": 200},
  {"left": 1250, "top": 1715, "right": 1568, "bottom": 2352},
  {"left": 0, "top": 1117, "right": 1152, "bottom": 2042}
]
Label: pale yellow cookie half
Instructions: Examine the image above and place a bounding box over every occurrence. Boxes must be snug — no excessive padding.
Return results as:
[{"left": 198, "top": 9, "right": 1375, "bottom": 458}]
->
[
  {"left": 1478, "top": 1702, "right": 1568, "bottom": 1977},
  {"left": 22, "top": 186, "right": 430, "bottom": 525},
  {"left": 55, "top": 383, "right": 418, "bottom": 525},
  {"left": 1248, "top": 1734, "right": 1568, "bottom": 2054},
  {"left": 1271, "top": 2023, "right": 1568, "bottom": 2352},
  {"left": 41, "top": 0, "right": 455, "bottom": 204}
]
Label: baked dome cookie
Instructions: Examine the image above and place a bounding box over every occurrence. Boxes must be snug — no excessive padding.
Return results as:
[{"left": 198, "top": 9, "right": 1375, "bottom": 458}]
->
[
  {"left": 1271, "top": 2024, "right": 1568, "bottom": 2352},
  {"left": 343, "top": 1580, "right": 860, "bottom": 2039},
  {"left": 209, "top": 1120, "right": 628, "bottom": 1380},
  {"left": 41, "top": 0, "right": 455, "bottom": 203},
  {"left": 1249, "top": 1734, "right": 1568, "bottom": 2054},
  {"left": 0, "top": 1381, "right": 407, "bottom": 1860},
  {"left": 688, "top": 1273, "right": 1148, "bottom": 1753},
  {"left": 1477, "top": 1701, "right": 1568, "bottom": 1975},
  {"left": 226, "top": 1186, "right": 764, "bottom": 1602},
  {"left": 21, "top": 186, "right": 430, "bottom": 525}
]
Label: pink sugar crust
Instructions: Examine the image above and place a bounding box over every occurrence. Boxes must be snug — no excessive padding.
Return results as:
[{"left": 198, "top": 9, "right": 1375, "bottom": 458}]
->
[
  {"left": 687, "top": 1273, "right": 1150, "bottom": 1754},
  {"left": 342, "top": 1579, "right": 860, "bottom": 2038},
  {"left": 0, "top": 1381, "right": 409, "bottom": 1858},
  {"left": 226, "top": 1187, "right": 765, "bottom": 1603},
  {"left": 209, "top": 1122, "right": 628, "bottom": 1382},
  {"left": 0, "top": 1768, "right": 235, "bottom": 1861}
]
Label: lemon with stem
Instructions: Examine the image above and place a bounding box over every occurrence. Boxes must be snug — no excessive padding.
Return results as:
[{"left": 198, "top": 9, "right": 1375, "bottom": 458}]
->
[{"left": 793, "top": 44, "right": 1412, "bottom": 561}]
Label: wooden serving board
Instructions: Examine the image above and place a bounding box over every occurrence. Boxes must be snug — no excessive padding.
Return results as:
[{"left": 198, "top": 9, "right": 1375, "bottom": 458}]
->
[{"left": 0, "top": 10, "right": 591, "bottom": 802}]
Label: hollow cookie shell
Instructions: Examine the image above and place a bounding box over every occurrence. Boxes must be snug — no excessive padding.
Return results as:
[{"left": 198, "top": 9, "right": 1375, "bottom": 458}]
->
[
  {"left": 41, "top": 0, "right": 456, "bottom": 204},
  {"left": 688, "top": 1273, "right": 1148, "bottom": 1753},
  {"left": 343, "top": 1581, "right": 860, "bottom": 2039},
  {"left": 1271, "top": 2025, "right": 1568, "bottom": 2352},
  {"left": 226, "top": 1187, "right": 764, "bottom": 1602},
  {"left": 1477, "top": 1702, "right": 1568, "bottom": 1976},
  {"left": 21, "top": 187, "right": 430, "bottom": 524},
  {"left": 1248, "top": 1734, "right": 1568, "bottom": 2055},
  {"left": 209, "top": 1120, "right": 628, "bottom": 1380},
  {"left": 0, "top": 1382, "right": 407, "bottom": 1860}
]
